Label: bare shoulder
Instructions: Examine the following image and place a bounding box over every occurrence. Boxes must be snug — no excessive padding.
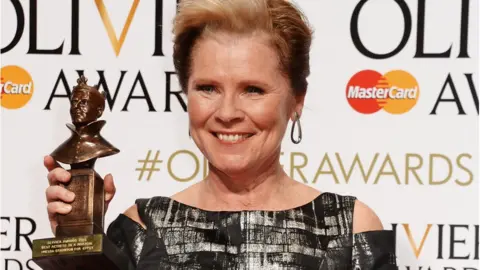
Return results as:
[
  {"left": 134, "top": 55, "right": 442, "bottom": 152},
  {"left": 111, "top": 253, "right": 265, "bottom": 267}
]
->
[
  {"left": 352, "top": 199, "right": 384, "bottom": 233},
  {"left": 123, "top": 204, "right": 146, "bottom": 229}
]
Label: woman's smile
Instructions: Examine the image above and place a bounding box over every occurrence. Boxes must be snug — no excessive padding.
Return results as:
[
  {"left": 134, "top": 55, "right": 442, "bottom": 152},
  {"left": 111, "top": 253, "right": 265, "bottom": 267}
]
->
[{"left": 212, "top": 131, "right": 255, "bottom": 144}]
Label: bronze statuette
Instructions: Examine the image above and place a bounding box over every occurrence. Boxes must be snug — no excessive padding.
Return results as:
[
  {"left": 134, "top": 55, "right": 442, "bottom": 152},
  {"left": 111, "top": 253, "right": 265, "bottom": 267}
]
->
[{"left": 32, "top": 75, "right": 133, "bottom": 270}]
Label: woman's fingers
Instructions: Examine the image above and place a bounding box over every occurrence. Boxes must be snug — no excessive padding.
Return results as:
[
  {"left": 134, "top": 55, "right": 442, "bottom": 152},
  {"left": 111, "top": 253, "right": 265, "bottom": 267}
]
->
[
  {"left": 104, "top": 173, "right": 116, "bottom": 211},
  {"left": 45, "top": 185, "right": 75, "bottom": 203}
]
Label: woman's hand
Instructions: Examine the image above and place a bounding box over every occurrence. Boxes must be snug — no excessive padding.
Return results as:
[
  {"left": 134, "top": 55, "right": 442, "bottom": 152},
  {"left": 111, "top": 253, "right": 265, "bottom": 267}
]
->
[{"left": 44, "top": 155, "right": 116, "bottom": 234}]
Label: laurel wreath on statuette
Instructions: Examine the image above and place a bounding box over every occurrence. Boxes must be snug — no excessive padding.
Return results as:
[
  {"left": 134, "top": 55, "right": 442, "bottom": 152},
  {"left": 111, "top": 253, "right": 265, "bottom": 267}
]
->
[
  {"left": 76, "top": 75, "right": 107, "bottom": 100},
  {"left": 77, "top": 75, "right": 89, "bottom": 86}
]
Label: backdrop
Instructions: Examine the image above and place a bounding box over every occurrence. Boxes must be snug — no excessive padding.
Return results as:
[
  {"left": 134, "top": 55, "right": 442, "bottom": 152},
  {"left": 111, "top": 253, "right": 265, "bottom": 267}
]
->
[{"left": 1, "top": 0, "right": 478, "bottom": 269}]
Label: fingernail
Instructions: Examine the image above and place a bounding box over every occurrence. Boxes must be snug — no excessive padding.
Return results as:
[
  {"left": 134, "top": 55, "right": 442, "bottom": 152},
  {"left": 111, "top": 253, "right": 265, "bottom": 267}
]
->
[
  {"left": 67, "top": 192, "right": 75, "bottom": 200},
  {"left": 63, "top": 172, "right": 70, "bottom": 180},
  {"left": 64, "top": 205, "right": 72, "bottom": 211}
]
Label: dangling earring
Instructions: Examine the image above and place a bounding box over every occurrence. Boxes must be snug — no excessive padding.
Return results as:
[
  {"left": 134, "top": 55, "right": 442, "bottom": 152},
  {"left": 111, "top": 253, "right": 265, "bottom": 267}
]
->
[
  {"left": 187, "top": 119, "right": 191, "bottom": 138},
  {"left": 290, "top": 112, "right": 302, "bottom": 144}
]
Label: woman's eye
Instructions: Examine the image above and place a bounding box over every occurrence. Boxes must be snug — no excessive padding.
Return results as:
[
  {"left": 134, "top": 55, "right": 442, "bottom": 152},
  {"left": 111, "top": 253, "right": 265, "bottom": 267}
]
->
[
  {"left": 246, "top": 86, "right": 264, "bottom": 94},
  {"left": 196, "top": 85, "right": 216, "bottom": 93}
]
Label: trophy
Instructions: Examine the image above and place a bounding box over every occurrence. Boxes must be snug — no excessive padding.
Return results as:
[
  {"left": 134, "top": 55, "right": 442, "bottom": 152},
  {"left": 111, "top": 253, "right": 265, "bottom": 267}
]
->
[{"left": 32, "top": 76, "right": 134, "bottom": 270}]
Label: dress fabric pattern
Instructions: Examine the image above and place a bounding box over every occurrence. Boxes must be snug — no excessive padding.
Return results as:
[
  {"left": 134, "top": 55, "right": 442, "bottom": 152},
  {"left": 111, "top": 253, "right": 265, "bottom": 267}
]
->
[{"left": 107, "top": 192, "right": 397, "bottom": 269}]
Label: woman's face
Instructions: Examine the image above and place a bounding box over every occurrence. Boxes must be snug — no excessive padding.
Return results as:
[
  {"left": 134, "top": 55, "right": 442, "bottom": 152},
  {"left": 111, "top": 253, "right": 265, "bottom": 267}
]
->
[{"left": 187, "top": 32, "right": 304, "bottom": 176}]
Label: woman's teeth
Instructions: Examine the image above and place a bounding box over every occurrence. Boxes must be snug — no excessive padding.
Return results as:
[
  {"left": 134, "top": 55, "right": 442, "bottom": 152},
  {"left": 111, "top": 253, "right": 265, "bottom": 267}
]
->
[{"left": 217, "top": 134, "right": 250, "bottom": 142}]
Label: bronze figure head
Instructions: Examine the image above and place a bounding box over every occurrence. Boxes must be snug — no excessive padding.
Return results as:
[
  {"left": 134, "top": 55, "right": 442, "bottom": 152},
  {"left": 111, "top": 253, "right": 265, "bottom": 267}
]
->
[{"left": 70, "top": 76, "right": 106, "bottom": 127}]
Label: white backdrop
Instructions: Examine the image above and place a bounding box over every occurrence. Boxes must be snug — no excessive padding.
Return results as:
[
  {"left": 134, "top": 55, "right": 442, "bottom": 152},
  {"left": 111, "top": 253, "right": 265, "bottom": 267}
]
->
[{"left": 1, "top": 0, "right": 479, "bottom": 269}]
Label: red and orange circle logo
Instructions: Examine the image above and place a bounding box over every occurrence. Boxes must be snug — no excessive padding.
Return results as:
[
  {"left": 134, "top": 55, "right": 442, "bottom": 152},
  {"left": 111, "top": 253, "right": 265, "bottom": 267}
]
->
[
  {"left": 346, "top": 70, "right": 419, "bottom": 114},
  {"left": 1, "top": 65, "right": 34, "bottom": 109}
]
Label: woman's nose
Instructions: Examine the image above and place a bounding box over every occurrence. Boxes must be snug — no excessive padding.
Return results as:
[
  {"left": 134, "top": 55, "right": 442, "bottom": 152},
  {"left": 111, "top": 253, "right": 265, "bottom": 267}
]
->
[{"left": 215, "top": 93, "right": 244, "bottom": 124}]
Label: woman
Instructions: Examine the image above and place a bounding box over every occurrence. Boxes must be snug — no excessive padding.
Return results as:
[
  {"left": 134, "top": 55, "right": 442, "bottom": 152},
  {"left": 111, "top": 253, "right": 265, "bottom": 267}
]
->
[{"left": 44, "top": 0, "right": 397, "bottom": 268}]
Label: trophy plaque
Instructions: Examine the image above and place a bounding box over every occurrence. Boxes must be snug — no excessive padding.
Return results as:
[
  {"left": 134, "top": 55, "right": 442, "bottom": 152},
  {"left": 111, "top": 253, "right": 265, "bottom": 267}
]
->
[{"left": 32, "top": 76, "right": 134, "bottom": 270}]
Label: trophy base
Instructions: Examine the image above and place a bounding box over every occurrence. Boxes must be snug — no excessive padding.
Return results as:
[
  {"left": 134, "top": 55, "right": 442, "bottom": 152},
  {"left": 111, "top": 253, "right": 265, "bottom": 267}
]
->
[{"left": 32, "top": 233, "right": 134, "bottom": 270}]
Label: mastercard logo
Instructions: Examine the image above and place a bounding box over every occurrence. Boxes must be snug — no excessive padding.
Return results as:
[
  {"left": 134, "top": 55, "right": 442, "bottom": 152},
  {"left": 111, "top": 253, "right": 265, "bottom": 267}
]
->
[
  {"left": 346, "top": 70, "right": 419, "bottom": 114},
  {"left": 1, "top": 65, "right": 34, "bottom": 109}
]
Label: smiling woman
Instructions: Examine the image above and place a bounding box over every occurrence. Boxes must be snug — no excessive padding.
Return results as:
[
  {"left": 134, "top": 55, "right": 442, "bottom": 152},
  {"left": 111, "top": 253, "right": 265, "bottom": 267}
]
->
[{"left": 43, "top": 0, "right": 398, "bottom": 268}]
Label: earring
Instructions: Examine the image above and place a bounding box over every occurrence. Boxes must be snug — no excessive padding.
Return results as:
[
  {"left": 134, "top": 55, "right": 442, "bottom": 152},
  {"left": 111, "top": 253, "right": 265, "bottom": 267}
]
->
[{"left": 290, "top": 112, "right": 302, "bottom": 144}]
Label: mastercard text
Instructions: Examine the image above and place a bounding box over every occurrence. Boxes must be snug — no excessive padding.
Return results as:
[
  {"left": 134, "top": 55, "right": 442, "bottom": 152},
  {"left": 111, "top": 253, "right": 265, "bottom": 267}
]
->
[
  {"left": 1, "top": 81, "right": 33, "bottom": 95},
  {"left": 347, "top": 86, "right": 418, "bottom": 100}
]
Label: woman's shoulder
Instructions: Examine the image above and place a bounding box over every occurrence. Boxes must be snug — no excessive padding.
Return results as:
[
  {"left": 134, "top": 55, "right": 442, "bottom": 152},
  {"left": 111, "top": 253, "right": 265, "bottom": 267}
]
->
[
  {"left": 307, "top": 191, "right": 384, "bottom": 234},
  {"left": 351, "top": 198, "right": 384, "bottom": 233},
  {"left": 321, "top": 191, "right": 384, "bottom": 234},
  {"left": 314, "top": 191, "right": 395, "bottom": 262},
  {"left": 121, "top": 204, "right": 147, "bottom": 229}
]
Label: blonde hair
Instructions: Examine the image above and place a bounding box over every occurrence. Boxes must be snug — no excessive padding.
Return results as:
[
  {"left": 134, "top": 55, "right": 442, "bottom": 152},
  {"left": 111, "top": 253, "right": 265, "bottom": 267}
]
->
[{"left": 172, "top": 0, "right": 313, "bottom": 96}]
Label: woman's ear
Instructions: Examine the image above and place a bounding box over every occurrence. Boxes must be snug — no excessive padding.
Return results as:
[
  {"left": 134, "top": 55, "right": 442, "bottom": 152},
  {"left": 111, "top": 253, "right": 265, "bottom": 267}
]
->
[{"left": 291, "top": 93, "right": 305, "bottom": 121}]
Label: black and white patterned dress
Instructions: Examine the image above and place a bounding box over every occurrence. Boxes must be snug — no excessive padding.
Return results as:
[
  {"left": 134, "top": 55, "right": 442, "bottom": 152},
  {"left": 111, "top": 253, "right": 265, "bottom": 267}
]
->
[{"left": 107, "top": 192, "right": 397, "bottom": 269}]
